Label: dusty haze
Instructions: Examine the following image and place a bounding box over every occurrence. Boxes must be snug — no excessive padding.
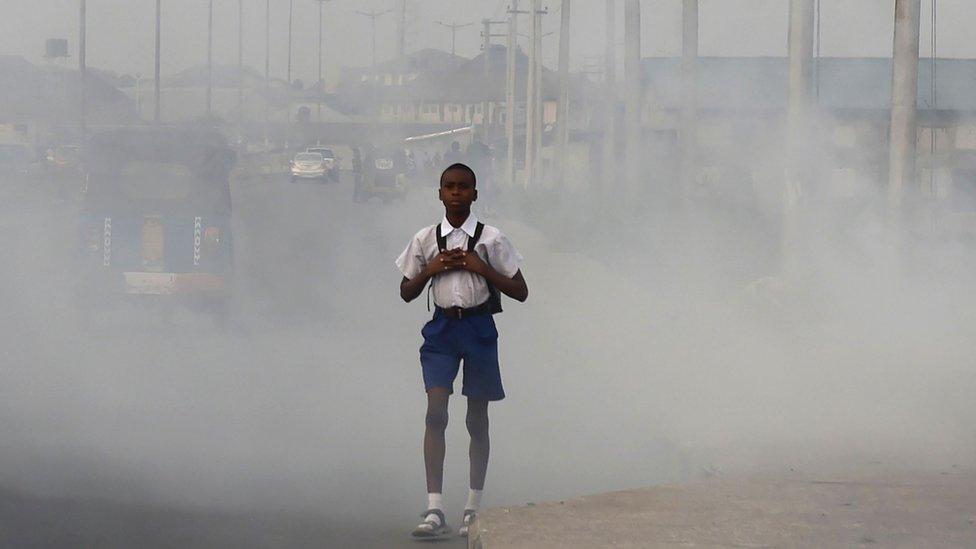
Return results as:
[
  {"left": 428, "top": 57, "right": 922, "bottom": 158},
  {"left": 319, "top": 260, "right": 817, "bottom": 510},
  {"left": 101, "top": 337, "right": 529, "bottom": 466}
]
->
[{"left": 2, "top": 1, "right": 976, "bottom": 548}]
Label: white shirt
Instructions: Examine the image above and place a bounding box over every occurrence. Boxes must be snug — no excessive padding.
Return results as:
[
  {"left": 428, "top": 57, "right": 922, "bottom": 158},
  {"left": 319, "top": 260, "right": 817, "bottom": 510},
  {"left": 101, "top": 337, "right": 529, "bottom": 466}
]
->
[{"left": 396, "top": 214, "right": 523, "bottom": 308}]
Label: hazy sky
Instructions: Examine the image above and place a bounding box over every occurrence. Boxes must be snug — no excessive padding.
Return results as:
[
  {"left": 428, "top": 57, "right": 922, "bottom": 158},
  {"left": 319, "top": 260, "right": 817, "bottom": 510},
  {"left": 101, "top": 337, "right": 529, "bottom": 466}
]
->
[{"left": 1, "top": 0, "right": 974, "bottom": 83}]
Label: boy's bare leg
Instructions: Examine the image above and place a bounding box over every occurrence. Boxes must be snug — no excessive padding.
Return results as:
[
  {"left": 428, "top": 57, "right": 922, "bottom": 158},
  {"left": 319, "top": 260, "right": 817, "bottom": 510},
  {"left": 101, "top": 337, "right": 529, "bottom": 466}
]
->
[
  {"left": 466, "top": 398, "right": 490, "bottom": 490},
  {"left": 424, "top": 387, "right": 451, "bottom": 494}
]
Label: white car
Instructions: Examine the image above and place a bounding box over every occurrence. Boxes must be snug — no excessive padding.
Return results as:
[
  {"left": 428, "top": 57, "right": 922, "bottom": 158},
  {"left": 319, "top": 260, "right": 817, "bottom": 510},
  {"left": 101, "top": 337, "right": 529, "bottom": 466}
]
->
[{"left": 290, "top": 152, "right": 327, "bottom": 182}]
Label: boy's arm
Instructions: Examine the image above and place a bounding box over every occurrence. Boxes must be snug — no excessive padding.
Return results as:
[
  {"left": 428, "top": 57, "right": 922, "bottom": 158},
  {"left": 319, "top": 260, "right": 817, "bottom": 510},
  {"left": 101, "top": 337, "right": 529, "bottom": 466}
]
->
[{"left": 399, "top": 273, "right": 431, "bottom": 303}]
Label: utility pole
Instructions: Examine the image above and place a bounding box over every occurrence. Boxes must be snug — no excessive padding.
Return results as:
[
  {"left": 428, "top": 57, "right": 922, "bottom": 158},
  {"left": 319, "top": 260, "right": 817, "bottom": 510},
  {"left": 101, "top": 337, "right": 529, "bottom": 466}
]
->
[
  {"left": 79, "top": 0, "right": 87, "bottom": 135},
  {"left": 533, "top": 4, "right": 543, "bottom": 179},
  {"left": 357, "top": 9, "right": 390, "bottom": 67},
  {"left": 238, "top": 0, "right": 244, "bottom": 131},
  {"left": 554, "top": 0, "right": 572, "bottom": 185},
  {"left": 396, "top": 0, "right": 407, "bottom": 59},
  {"left": 207, "top": 0, "right": 213, "bottom": 117},
  {"left": 481, "top": 18, "right": 507, "bottom": 132},
  {"left": 316, "top": 0, "right": 331, "bottom": 123},
  {"left": 437, "top": 20, "right": 473, "bottom": 66},
  {"left": 264, "top": 0, "right": 270, "bottom": 144},
  {"left": 483, "top": 19, "right": 492, "bottom": 75},
  {"left": 154, "top": 0, "right": 161, "bottom": 123},
  {"left": 524, "top": 0, "right": 542, "bottom": 187},
  {"left": 505, "top": 0, "right": 520, "bottom": 185},
  {"left": 287, "top": 0, "right": 293, "bottom": 85},
  {"left": 602, "top": 0, "right": 616, "bottom": 193},
  {"left": 888, "top": 0, "right": 922, "bottom": 228},
  {"left": 784, "top": 0, "right": 814, "bottom": 272},
  {"left": 623, "top": 0, "right": 641, "bottom": 197},
  {"left": 680, "top": 0, "right": 698, "bottom": 202}
]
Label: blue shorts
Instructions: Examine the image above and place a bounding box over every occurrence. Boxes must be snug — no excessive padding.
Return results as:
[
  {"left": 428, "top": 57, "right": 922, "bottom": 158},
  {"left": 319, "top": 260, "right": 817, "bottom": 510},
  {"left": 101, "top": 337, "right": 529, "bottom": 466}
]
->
[{"left": 419, "top": 310, "right": 505, "bottom": 401}]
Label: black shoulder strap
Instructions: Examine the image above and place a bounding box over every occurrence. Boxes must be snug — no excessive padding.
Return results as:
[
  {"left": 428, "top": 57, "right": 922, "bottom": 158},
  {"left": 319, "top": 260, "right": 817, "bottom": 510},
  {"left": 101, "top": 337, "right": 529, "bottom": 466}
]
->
[
  {"left": 468, "top": 222, "right": 502, "bottom": 314},
  {"left": 468, "top": 222, "right": 485, "bottom": 251},
  {"left": 435, "top": 223, "right": 447, "bottom": 252}
]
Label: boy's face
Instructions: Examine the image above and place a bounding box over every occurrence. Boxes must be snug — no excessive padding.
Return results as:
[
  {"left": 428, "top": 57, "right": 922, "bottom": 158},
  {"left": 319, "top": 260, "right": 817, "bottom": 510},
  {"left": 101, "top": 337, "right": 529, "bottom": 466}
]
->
[{"left": 439, "top": 169, "right": 477, "bottom": 213}]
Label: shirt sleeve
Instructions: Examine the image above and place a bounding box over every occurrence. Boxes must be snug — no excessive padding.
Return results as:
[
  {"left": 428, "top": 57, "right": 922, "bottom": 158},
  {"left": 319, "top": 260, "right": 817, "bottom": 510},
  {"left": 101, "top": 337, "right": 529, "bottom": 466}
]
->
[
  {"left": 395, "top": 229, "right": 428, "bottom": 280},
  {"left": 488, "top": 232, "right": 523, "bottom": 279}
]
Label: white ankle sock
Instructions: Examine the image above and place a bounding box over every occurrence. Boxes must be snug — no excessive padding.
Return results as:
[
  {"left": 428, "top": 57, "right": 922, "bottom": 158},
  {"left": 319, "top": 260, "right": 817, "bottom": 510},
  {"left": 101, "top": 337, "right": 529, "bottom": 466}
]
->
[
  {"left": 465, "top": 489, "right": 483, "bottom": 511},
  {"left": 427, "top": 493, "right": 444, "bottom": 512}
]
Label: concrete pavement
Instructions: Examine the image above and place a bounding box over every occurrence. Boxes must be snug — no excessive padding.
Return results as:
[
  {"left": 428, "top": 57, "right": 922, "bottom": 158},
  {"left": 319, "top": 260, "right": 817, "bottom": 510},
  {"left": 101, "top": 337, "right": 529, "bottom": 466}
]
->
[{"left": 469, "top": 469, "right": 976, "bottom": 548}]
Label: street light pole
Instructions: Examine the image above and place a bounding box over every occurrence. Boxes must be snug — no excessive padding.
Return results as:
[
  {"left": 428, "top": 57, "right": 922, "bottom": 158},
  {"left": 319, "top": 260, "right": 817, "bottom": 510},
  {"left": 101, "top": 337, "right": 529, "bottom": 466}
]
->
[
  {"left": 238, "top": 0, "right": 244, "bottom": 134},
  {"left": 505, "top": 0, "right": 519, "bottom": 185},
  {"left": 154, "top": 0, "right": 161, "bottom": 122},
  {"left": 265, "top": 0, "right": 270, "bottom": 146},
  {"left": 287, "top": 0, "right": 293, "bottom": 85},
  {"left": 358, "top": 10, "right": 391, "bottom": 67},
  {"left": 315, "top": 0, "right": 331, "bottom": 123},
  {"left": 79, "top": 0, "right": 87, "bottom": 135},
  {"left": 436, "top": 20, "right": 473, "bottom": 67},
  {"left": 207, "top": 0, "right": 213, "bottom": 117}
]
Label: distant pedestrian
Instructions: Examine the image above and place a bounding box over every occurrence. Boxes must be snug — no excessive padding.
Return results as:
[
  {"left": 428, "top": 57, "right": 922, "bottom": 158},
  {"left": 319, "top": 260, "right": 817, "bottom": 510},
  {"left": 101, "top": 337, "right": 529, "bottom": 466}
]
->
[
  {"left": 396, "top": 163, "right": 528, "bottom": 540},
  {"left": 443, "top": 140, "right": 464, "bottom": 166}
]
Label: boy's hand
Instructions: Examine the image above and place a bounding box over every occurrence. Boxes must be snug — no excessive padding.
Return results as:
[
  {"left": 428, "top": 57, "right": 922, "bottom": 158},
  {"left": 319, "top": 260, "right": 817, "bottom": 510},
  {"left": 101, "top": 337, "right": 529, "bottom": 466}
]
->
[
  {"left": 455, "top": 249, "right": 489, "bottom": 276},
  {"left": 428, "top": 248, "right": 467, "bottom": 275}
]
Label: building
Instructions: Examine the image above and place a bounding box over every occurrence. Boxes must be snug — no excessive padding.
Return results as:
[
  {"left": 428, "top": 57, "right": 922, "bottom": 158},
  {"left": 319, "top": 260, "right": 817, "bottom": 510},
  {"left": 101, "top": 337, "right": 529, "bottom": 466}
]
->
[{"left": 638, "top": 57, "right": 976, "bottom": 212}]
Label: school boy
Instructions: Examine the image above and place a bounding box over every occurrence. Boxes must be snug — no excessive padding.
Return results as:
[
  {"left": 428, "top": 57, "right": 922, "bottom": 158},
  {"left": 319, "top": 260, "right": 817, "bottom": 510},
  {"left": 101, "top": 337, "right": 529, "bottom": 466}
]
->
[{"left": 396, "top": 163, "right": 528, "bottom": 539}]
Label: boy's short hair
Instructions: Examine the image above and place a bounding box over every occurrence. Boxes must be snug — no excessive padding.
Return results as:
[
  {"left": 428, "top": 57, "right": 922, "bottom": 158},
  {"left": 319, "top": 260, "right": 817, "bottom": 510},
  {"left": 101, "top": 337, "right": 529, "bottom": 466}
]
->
[{"left": 440, "top": 163, "right": 477, "bottom": 187}]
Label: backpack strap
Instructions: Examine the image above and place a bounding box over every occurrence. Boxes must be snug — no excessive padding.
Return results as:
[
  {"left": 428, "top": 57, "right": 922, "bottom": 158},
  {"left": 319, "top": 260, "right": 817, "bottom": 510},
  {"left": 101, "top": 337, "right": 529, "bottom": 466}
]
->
[
  {"left": 435, "top": 223, "right": 447, "bottom": 252},
  {"left": 428, "top": 223, "right": 446, "bottom": 311},
  {"left": 468, "top": 222, "right": 484, "bottom": 252},
  {"left": 467, "top": 222, "right": 503, "bottom": 314}
]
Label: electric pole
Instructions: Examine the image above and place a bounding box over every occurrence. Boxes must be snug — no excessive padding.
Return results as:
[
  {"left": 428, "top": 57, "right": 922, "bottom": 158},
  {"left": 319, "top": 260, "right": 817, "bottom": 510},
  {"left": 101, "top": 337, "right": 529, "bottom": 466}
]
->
[
  {"left": 264, "top": 0, "right": 270, "bottom": 144},
  {"left": 437, "top": 20, "right": 473, "bottom": 66},
  {"left": 287, "top": 0, "right": 293, "bottom": 85},
  {"left": 505, "top": 0, "right": 520, "bottom": 185},
  {"left": 154, "top": 0, "right": 161, "bottom": 123},
  {"left": 623, "top": 0, "right": 641, "bottom": 197},
  {"left": 238, "top": 0, "right": 244, "bottom": 131},
  {"left": 357, "top": 9, "right": 390, "bottom": 67},
  {"left": 680, "top": 0, "right": 698, "bottom": 202},
  {"left": 888, "top": 0, "right": 922, "bottom": 228},
  {"left": 602, "top": 0, "right": 616, "bottom": 194},
  {"left": 316, "top": 0, "right": 331, "bottom": 123},
  {"left": 396, "top": 0, "right": 407, "bottom": 59},
  {"left": 554, "top": 0, "right": 572, "bottom": 185},
  {"left": 207, "top": 0, "right": 213, "bottom": 117},
  {"left": 524, "top": 0, "right": 539, "bottom": 187},
  {"left": 784, "top": 0, "right": 814, "bottom": 272},
  {"left": 481, "top": 18, "right": 507, "bottom": 132},
  {"left": 79, "top": 0, "right": 87, "bottom": 135},
  {"left": 524, "top": 0, "right": 546, "bottom": 187}
]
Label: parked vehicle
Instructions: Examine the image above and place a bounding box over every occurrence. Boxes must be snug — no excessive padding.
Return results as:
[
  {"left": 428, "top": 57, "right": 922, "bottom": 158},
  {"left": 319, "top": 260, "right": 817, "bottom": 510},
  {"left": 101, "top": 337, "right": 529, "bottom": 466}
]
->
[
  {"left": 290, "top": 151, "right": 328, "bottom": 182},
  {"left": 78, "top": 127, "right": 235, "bottom": 317},
  {"left": 306, "top": 147, "right": 340, "bottom": 181},
  {"left": 354, "top": 146, "right": 408, "bottom": 203}
]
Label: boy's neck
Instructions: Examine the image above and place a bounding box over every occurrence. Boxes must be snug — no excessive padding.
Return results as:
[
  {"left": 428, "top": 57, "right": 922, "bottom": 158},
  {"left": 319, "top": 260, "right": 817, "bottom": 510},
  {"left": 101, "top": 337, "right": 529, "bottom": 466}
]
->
[{"left": 445, "top": 209, "right": 471, "bottom": 229}]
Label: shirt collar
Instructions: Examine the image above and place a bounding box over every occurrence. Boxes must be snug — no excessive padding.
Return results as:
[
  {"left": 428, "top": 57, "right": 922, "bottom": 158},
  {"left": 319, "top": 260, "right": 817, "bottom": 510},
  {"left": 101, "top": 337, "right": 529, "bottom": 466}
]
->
[{"left": 440, "top": 213, "right": 479, "bottom": 238}]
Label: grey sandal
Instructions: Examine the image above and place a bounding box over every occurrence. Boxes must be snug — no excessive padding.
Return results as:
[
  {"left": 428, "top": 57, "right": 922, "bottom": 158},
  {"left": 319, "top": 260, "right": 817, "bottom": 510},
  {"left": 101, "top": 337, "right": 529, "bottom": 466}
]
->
[
  {"left": 411, "top": 508, "right": 450, "bottom": 540},
  {"left": 458, "top": 509, "right": 477, "bottom": 537}
]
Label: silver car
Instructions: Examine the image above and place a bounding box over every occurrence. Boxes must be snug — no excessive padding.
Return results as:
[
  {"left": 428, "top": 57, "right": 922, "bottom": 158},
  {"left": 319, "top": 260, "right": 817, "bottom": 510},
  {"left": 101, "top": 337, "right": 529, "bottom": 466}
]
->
[{"left": 290, "top": 152, "right": 327, "bottom": 182}]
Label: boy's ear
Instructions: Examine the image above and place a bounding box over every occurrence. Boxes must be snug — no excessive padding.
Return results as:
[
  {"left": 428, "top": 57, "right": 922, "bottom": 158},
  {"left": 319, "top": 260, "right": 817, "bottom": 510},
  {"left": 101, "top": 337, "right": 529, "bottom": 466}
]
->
[{"left": 473, "top": 189, "right": 478, "bottom": 202}]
